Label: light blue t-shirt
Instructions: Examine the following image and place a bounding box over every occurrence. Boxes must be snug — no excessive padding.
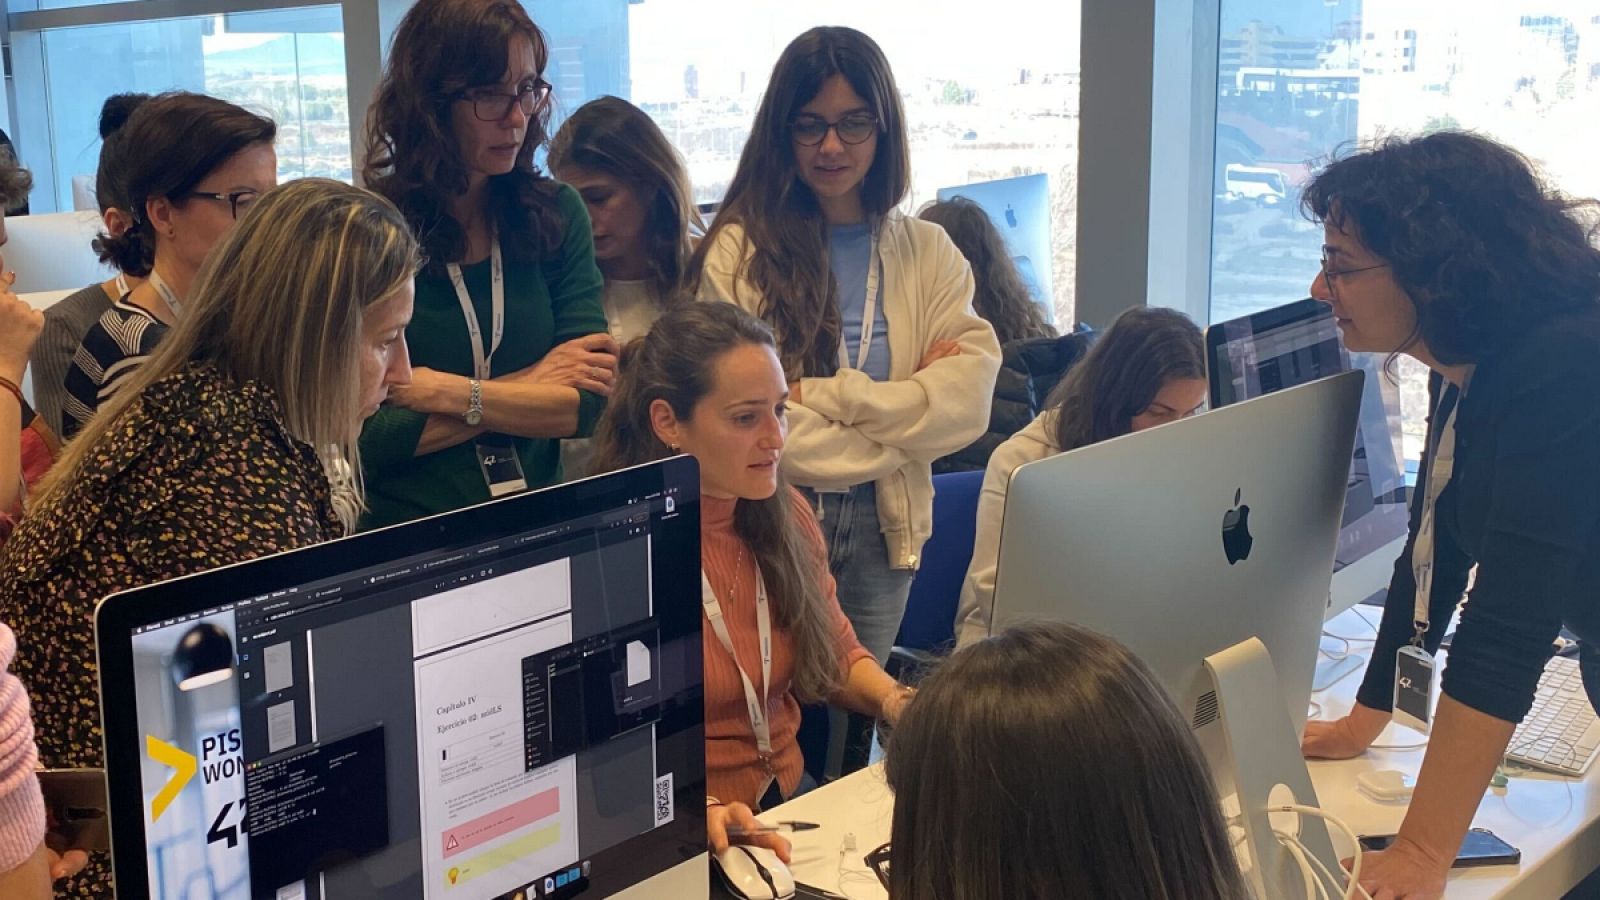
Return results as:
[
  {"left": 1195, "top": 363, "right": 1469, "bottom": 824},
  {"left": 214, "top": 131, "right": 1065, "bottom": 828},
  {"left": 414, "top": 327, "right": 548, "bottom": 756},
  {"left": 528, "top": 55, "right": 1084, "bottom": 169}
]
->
[{"left": 829, "top": 222, "right": 892, "bottom": 381}]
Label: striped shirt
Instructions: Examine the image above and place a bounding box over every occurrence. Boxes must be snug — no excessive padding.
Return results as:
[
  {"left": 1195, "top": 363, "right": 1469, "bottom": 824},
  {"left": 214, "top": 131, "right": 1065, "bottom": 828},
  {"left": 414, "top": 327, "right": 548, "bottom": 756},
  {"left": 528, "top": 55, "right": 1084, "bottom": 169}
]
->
[
  {"left": 60, "top": 297, "right": 169, "bottom": 439},
  {"left": 34, "top": 282, "right": 117, "bottom": 438}
]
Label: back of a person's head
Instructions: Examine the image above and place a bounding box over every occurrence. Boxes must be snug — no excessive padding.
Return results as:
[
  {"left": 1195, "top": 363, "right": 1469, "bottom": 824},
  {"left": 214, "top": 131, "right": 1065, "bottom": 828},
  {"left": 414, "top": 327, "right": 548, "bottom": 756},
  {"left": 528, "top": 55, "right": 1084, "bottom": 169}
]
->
[
  {"left": 38, "top": 179, "right": 418, "bottom": 531},
  {"left": 548, "top": 96, "right": 704, "bottom": 299},
  {"left": 885, "top": 622, "right": 1248, "bottom": 900},
  {"left": 1302, "top": 130, "right": 1600, "bottom": 364},
  {"left": 92, "top": 91, "right": 276, "bottom": 277},
  {"left": 1046, "top": 305, "right": 1203, "bottom": 451},
  {"left": 99, "top": 93, "right": 151, "bottom": 140},
  {"left": 0, "top": 154, "right": 33, "bottom": 213},
  {"left": 919, "top": 196, "right": 1054, "bottom": 344}
]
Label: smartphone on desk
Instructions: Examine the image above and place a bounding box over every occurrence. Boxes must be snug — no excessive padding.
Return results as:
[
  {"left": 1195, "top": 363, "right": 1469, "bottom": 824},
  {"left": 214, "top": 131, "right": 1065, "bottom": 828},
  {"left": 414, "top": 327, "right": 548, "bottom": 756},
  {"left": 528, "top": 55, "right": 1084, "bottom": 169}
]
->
[
  {"left": 38, "top": 768, "right": 111, "bottom": 853},
  {"left": 1357, "top": 828, "right": 1520, "bottom": 868}
]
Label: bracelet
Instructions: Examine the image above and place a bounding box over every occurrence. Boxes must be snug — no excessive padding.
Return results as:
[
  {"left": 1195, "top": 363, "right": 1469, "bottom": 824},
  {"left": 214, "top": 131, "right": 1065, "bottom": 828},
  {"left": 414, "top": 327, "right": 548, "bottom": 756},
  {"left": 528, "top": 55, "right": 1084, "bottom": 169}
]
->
[
  {"left": 0, "top": 376, "right": 21, "bottom": 409},
  {"left": 706, "top": 795, "right": 724, "bottom": 808}
]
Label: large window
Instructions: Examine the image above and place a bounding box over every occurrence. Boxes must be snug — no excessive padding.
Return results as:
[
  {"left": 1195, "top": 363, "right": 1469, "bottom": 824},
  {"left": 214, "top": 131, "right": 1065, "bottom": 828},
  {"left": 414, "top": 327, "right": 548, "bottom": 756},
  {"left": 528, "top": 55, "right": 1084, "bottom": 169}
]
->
[
  {"left": 11, "top": 5, "right": 350, "bottom": 213},
  {"left": 1208, "top": 0, "right": 1600, "bottom": 457}
]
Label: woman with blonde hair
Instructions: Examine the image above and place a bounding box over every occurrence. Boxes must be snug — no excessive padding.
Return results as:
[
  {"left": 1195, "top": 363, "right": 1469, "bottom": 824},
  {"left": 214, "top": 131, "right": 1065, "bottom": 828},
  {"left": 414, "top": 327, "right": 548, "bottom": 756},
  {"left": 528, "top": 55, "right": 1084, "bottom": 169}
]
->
[{"left": 0, "top": 178, "right": 417, "bottom": 899}]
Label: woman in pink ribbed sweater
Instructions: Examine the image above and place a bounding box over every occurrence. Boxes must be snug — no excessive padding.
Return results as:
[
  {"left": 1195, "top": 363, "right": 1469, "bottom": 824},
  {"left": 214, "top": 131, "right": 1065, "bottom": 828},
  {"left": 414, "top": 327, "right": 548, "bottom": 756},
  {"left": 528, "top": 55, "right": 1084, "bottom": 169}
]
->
[{"left": 591, "top": 301, "right": 914, "bottom": 859}]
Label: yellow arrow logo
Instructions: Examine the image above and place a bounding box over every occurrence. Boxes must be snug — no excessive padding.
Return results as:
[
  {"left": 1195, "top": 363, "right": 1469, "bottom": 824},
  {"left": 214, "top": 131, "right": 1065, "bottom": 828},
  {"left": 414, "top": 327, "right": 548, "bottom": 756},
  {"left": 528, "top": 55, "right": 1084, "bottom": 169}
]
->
[{"left": 146, "top": 736, "right": 197, "bottom": 822}]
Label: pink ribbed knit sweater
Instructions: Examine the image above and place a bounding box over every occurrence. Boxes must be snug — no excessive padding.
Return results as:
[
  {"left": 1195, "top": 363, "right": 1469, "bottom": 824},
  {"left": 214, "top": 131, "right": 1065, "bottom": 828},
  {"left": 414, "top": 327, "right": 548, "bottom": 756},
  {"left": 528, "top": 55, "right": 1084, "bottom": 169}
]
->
[{"left": 0, "top": 623, "right": 44, "bottom": 871}]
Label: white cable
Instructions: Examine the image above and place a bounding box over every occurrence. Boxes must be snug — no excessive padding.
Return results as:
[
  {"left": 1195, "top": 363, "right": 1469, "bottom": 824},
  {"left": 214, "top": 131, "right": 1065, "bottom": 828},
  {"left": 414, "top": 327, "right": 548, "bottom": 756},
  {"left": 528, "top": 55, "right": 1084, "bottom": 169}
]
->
[
  {"left": 1271, "top": 803, "right": 1372, "bottom": 900},
  {"left": 1274, "top": 830, "right": 1327, "bottom": 900},
  {"left": 1281, "top": 830, "right": 1375, "bottom": 900}
]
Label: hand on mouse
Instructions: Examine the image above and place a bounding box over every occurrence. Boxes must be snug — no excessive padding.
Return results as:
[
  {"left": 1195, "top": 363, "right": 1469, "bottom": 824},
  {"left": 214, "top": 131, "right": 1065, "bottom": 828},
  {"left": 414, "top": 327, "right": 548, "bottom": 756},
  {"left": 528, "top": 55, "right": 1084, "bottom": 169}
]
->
[{"left": 708, "top": 801, "right": 792, "bottom": 864}]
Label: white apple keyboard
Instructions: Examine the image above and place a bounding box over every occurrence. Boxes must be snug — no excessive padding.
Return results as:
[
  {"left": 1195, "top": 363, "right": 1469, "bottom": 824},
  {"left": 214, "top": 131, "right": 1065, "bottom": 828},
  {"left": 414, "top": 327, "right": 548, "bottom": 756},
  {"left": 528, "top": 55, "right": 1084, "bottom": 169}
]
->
[{"left": 1506, "top": 655, "right": 1600, "bottom": 777}]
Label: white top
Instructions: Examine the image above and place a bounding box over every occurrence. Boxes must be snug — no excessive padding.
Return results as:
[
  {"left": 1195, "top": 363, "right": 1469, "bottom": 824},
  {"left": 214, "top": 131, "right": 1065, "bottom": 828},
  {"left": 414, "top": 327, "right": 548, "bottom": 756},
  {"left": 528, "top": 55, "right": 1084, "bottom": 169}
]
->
[
  {"left": 954, "top": 408, "right": 1062, "bottom": 647},
  {"left": 698, "top": 212, "right": 1002, "bottom": 568},
  {"left": 600, "top": 278, "right": 662, "bottom": 344}
]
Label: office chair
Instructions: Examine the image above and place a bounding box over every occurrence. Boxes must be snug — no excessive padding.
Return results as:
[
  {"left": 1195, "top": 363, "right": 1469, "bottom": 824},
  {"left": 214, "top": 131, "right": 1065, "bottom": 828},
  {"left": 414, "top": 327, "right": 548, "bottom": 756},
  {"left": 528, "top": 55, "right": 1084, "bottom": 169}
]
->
[{"left": 887, "top": 469, "right": 985, "bottom": 683}]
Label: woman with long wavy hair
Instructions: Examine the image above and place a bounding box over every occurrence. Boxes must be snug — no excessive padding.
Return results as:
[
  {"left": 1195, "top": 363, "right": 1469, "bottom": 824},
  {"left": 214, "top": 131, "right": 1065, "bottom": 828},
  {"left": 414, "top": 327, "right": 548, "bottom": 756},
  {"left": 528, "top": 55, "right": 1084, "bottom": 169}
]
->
[
  {"left": 359, "top": 0, "right": 617, "bottom": 528},
  {"left": 590, "top": 301, "right": 913, "bottom": 854},
  {"left": 690, "top": 27, "right": 1000, "bottom": 775}
]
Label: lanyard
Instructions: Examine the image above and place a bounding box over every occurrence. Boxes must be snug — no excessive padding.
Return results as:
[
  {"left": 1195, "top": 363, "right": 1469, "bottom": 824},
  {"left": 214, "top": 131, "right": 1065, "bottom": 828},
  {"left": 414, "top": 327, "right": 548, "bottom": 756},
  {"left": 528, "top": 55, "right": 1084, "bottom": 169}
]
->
[
  {"left": 114, "top": 272, "right": 130, "bottom": 296},
  {"left": 150, "top": 269, "right": 181, "bottom": 318},
  {"left": 1409, "top": 383, "right": 1464, "bottom": 646},
  {"left": 701, "top": 560, "right": 776, "bottom": 782},
  {"left": 837, "top": 225, "right": 882, "bottom": 372},
  {"left": 447, "top": 236, "right": 505, "bottom": 380}
]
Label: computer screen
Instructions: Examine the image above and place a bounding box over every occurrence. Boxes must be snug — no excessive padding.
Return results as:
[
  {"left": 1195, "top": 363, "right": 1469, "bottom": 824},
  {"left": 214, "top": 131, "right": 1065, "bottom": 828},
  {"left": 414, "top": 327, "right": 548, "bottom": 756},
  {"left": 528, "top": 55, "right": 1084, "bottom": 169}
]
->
[
  {"left": 1207, "top": 298, "right": 1408, "bottom": 607},
  {"left": 936, "top": 173, "right": 1054, "bottom": 322},
  {"left": 96, "top": 458, "right": 705, "bottom": 900}
]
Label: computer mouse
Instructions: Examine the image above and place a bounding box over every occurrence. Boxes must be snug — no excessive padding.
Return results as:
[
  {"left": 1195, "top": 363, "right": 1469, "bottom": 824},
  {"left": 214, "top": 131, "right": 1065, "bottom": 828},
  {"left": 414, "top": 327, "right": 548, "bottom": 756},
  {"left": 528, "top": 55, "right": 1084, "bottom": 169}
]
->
[{"left": 713, "top": 844, "right": 796, "bottom": 900}]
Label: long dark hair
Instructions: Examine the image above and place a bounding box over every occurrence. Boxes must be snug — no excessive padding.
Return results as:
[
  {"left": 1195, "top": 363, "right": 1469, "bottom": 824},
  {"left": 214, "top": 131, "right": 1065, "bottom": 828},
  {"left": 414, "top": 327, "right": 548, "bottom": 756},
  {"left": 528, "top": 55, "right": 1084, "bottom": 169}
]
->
[
  {"left": 363, "top": 0, "right": 564, "bottom": 270},
  {"left": 548, "top": 96, "right": 705, "bottom": 302},
  {"left": 885, "top": 622, "right": 1249, "bottom": 900},
  {"left": 92, "top": 92, "right": 277, "bottom": 278},
  {"left": 919, "top": 196, "right": 1055, "bottom": 344},
  {"left": 590, "top": 303, "right": 845, "bottom": 702},
  {"left": 689, "top": 26, "right": 911, "bottom": 378},
  {"left": 1047, "top": 306, "right": 1203, "bottom": 452},
  {"left": 1302, "top": 131, "right": 1600, "bottom": 365}
]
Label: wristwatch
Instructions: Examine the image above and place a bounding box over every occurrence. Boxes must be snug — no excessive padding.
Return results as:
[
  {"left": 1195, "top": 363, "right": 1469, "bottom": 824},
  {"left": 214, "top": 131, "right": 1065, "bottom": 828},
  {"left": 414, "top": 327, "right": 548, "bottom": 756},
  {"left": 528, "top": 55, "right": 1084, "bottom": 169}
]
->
[{"left": 464, "top": 378, "right": 484, "bottom": 426}]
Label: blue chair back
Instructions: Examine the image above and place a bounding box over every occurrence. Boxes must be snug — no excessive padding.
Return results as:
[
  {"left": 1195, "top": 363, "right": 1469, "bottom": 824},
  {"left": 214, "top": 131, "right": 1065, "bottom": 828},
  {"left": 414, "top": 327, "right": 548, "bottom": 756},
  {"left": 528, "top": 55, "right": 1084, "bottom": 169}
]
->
[{"left": 895, "top": 469, "right": 985, "bottom": 653}]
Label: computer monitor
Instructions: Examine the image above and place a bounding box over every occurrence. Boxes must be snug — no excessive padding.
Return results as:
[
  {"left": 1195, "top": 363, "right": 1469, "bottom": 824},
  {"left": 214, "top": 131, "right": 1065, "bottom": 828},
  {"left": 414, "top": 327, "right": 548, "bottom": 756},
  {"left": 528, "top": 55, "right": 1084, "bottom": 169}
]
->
[
  {"left": 936, "top": 173, "right": 1054, "bottom": 323},
  {"left": 95, "top": 457, "right": 707, "bottom": 900},
  {"left": 1207, "top": 297, "right": 1409, "bottom": 619},
  {"left": 990, "top": 370, "right": 1362, "bottom": 896}
]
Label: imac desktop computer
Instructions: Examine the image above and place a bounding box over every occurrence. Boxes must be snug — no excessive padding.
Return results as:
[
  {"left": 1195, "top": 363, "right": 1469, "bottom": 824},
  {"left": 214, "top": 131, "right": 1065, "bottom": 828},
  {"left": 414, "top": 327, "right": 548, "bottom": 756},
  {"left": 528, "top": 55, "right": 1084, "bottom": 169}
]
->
[
  {"left": 989, "top": 370, "right": 1363, "bottom": 898},
  {"left": 95, "top": 457, "right": 707, "bottom": 900},
  {"left": 936, "top": 173, "right": 1055, "bottom": 324}
]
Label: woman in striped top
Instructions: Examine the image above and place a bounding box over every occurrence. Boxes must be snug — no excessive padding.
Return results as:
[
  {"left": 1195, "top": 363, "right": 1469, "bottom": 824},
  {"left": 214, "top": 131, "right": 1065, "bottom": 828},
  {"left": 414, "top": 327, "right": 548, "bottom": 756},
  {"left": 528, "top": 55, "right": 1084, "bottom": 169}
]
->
[
  {"left": 60, "top": 92, "right": 276, "bottom": 438},
  {"left": 589, "top": 301, "right": 913, "bottom": 859}
]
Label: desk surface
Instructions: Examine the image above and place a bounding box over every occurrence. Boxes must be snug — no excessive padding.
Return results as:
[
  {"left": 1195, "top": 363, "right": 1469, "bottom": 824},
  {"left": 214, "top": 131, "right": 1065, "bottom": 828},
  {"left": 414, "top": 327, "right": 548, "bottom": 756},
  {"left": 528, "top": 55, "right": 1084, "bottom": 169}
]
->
[{"left": 765, "top": 608, "right": 1600, "bottom": 899}]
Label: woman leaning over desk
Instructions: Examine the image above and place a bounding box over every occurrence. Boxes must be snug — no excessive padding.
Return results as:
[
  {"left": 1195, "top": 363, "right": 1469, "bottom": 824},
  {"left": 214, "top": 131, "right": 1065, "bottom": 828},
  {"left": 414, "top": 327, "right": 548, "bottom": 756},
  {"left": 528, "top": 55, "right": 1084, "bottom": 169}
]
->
[{"left": 1299, "top": 131, "right": 1600, "bottom": 899}]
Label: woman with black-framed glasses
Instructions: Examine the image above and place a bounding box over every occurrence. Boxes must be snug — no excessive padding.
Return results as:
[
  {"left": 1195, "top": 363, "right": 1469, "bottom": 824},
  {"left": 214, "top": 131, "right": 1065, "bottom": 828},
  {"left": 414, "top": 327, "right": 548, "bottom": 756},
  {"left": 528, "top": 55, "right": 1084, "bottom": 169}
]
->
[
  {"left": 359, "top": 0, "right": 616, "bottom": 530},
  {"left": 59, "top": 91, "right": 276, "bottom": 438},
  {"left": 690, "top": 26, "right": 1000, "bottom": 780}
]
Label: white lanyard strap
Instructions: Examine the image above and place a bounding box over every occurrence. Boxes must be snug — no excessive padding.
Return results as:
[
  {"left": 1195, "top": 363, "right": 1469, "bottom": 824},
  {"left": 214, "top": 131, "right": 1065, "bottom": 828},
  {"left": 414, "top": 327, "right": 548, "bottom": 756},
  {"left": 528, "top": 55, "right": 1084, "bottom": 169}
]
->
[
  {"left": 701, "top": 564, "right": 774, "bottom": 769},
  {"left": 114, "top": 272, "right": 130, "bottom": 297},
  {"left": 447, "top": 236, "right": 505, "bottom": 380},
  {"left": 1410, "top": 387, "right": 1461, "bottom": 646},
  {"left": 837, "top": 225, "right": 882, "bottom": 372},
  {"left": 150, "top": 269, "right": 181, "bottom": 318}
]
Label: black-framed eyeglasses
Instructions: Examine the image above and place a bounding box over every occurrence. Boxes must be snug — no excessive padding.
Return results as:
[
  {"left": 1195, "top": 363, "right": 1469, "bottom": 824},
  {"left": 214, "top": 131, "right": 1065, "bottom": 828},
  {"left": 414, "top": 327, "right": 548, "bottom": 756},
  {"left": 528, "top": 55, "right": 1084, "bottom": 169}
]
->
[
  {"left": 458, "top": 79, "right": 553, "bottom": 122},
  {"left": 864, "top": 841, "right": 892, "bottom": 889},
  {"left": 1319, "top": 246, "right": 1389, "bottom": 300},
  {"left": 790, "top": 112, "right": 878, "bottom": 147},
  {"left": 183, "top": 189, "right": 261, "bottom": 221}
]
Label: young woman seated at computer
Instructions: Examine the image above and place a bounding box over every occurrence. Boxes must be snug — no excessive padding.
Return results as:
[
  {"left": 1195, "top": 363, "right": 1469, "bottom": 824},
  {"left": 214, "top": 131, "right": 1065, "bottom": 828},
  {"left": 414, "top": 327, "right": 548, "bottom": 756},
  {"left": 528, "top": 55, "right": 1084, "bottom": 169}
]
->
[
  {"left": 953, "top": 306, "right": 1206, "bottom": 646},
  {"left": 885, "top": 621, "right": 1249, "bottom": 899},
  {"left": 0, "top": 179, "right": 417, "bottom": 898},
  {"left": 1299, "top": 132, "right": 1600, "bottom": 899},
  {"left": 588, "top": 302, "right": 915, "bottom": 859}
]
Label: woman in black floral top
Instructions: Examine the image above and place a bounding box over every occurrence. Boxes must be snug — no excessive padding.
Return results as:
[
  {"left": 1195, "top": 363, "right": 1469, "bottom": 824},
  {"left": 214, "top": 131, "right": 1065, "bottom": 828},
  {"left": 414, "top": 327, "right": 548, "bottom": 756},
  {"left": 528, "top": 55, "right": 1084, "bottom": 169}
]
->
[{"left": 0, "top": 178, "right": 419, "bottom": 898}]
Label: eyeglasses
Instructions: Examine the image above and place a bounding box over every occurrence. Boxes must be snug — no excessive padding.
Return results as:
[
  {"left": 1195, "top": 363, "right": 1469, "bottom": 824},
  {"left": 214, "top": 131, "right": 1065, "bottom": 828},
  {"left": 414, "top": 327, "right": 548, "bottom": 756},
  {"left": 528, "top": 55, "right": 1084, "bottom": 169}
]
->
[
  {"left": 183, "top": 189, "right": 261, "bottom": 221},
  {"left": 790, "top": 112, "right": 878, "bottom": 147},
  {"left": 864, "top": 842, "right": 892, "bottom": 889},
  {"left": 458, "top": 79, "right": 553, "bottom": 122},
  {"left": 1319, "top": 246, "right": 1389, "bottom": 301}
]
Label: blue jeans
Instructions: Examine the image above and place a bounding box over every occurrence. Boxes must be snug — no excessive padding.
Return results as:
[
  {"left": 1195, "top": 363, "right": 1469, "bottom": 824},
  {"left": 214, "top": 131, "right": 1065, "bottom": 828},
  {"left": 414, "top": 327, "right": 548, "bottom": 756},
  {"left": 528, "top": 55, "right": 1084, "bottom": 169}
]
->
[{"left": 804, "top": 483, "right": 914, "bottom": 776}]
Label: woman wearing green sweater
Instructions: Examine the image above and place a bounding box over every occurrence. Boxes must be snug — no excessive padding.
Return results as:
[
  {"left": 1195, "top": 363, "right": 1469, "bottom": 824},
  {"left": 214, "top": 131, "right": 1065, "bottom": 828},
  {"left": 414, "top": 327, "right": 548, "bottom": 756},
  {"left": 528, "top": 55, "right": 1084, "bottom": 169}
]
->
[{"left": 358, "top": 0, "right": 615, "bottom": 529}]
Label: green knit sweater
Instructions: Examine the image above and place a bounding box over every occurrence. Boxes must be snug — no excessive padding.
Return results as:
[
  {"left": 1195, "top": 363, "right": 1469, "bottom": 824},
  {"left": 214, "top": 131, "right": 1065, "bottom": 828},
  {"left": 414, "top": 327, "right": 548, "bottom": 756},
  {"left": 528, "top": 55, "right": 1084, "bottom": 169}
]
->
[{"left": 358, "top": 184, "right": 606, "bottom": 530}]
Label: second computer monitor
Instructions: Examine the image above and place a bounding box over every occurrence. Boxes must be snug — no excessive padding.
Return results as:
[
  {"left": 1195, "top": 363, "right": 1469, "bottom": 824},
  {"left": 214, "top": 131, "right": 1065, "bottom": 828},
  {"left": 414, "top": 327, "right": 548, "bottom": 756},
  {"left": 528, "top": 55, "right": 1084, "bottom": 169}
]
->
[
  {"left": 936, "top": 173, "right": 1054, "bottom": 321},
  {"left": 991, "top": 369, "right": 1362, "bottom": 738},
  {"left": 1207, "top": 297, "right": 1409, "bottom": 617}
]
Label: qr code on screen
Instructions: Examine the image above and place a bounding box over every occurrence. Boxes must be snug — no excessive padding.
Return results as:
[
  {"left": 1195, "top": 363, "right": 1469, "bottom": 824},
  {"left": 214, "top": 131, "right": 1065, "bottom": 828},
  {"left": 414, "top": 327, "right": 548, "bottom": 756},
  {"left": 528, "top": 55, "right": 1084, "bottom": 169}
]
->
[{"left": 654, "top": 772, "right": 674, "bottom": 826}]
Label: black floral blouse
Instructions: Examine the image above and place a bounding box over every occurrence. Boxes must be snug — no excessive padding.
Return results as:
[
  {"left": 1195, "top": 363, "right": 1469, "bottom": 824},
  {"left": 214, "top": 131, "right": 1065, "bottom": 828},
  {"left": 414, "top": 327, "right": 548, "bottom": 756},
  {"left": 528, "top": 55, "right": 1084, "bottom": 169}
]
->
[{"left": 0, "top": 363, "right": 342, "bottom": 898}]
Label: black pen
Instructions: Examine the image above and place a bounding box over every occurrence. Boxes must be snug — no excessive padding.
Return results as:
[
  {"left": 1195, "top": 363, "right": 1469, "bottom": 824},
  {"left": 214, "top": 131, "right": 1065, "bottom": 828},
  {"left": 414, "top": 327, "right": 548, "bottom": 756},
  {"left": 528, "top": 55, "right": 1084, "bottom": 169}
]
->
[{"left": 725, "top": 821, "right": 821, "bottom": 836}]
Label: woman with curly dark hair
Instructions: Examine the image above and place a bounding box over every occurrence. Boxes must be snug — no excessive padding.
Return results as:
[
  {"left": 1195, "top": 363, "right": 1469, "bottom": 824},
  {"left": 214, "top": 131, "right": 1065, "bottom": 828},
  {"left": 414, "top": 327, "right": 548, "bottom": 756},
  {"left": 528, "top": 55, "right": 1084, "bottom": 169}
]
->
[
  {"left": 359, "top": 0, "right": 615, "bottom": 528},
  {"left": 1299, "top": 131, "right": 1600, "bottom": 899}
]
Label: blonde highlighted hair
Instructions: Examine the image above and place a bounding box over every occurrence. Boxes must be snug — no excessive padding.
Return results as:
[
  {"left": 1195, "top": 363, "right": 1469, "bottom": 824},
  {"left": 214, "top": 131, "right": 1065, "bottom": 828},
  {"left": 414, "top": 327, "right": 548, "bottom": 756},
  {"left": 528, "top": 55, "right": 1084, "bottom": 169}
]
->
[{"left": 35, "top": 178, "right": 421, "bottom": 533}]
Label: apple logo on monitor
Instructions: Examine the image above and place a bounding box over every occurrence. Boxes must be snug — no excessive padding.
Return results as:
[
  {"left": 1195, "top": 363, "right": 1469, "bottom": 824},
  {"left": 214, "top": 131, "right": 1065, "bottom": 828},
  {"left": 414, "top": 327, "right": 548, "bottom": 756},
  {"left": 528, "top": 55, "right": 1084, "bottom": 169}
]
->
[
  {"left": 1221, "top": 488, "right": 1253, "bottom": 565},
  {"left": 1004, "top": 203, "right": 1018, "bottom": 228}
]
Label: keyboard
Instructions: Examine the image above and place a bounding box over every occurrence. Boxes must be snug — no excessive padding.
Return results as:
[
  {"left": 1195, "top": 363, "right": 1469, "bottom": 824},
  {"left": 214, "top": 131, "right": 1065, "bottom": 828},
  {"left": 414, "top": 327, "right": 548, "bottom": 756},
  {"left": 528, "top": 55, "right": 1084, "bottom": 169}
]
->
[{"left": 1506, "top": 655, "right": 1600, "bottom": 777}]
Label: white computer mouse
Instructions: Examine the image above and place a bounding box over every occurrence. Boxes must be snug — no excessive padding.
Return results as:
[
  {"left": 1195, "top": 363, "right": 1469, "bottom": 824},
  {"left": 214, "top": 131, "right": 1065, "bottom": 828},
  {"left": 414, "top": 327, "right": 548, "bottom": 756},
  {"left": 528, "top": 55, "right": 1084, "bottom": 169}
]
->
[{"left": 713, "top": 844, "right": 796, "bottom": 900}]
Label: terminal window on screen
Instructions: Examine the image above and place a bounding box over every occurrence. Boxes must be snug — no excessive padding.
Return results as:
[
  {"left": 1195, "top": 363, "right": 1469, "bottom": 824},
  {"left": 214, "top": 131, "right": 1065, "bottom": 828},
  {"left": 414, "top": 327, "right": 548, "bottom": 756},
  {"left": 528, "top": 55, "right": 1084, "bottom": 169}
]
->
[{"left": 234, "top": 531, "right": 674, "bottom": 899}]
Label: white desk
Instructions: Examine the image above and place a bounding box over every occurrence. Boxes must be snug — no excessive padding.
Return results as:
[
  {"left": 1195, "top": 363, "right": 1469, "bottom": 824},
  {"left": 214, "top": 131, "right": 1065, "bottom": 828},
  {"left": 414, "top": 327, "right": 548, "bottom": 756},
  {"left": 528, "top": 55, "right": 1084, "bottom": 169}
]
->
[{"left": 764, "top": 608, "right": 1600, "bottom": 899}]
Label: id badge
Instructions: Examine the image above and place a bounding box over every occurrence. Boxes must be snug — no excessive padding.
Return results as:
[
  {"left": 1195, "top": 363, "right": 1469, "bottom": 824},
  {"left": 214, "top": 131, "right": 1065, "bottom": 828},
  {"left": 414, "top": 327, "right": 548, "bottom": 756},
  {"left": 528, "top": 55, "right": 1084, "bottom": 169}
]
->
[
  {"left": 475, "top": 434, "right": 528, "bottom": 498},
  {"left": 1393, "top": 645, "right": 1437, "bottom": 734}
]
